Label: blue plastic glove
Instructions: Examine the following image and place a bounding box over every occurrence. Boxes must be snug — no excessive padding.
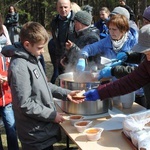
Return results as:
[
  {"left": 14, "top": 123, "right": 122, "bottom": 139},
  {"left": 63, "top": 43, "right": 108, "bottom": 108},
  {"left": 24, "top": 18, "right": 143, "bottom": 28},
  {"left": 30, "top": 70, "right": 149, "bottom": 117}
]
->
[
  {"left": 83, "top": 89, "right": 100, "bottom": 101},
  {"left": 76, "top": 58, "right": 86, "bottom": 71},
  {"left": 98, "top": 66, "right": 112, "bottom": 80},
  {"left": 109, "top": 60, "right": 122, "bottom": 67},
  {"left": 106, "top": 60, "right": 122, "bottom": 67},
  {"left": 117, "top": 52, "right": 128, "bottom": 62}
]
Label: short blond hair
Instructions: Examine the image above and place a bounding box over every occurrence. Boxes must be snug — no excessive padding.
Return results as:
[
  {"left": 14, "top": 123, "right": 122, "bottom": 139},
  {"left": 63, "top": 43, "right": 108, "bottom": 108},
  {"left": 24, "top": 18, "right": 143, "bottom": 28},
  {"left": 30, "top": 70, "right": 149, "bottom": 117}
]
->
[
  {"left": 20, "top": 22, "right": 49, "bottom": 45},
  {"left": 71, "top": 2, "right": 81, "bottom": 13}
]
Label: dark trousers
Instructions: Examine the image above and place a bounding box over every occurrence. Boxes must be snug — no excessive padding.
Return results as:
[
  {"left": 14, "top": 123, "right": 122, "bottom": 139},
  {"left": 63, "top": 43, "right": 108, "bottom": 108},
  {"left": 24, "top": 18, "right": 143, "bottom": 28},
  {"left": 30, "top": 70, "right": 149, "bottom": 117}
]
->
[
  {"left": 42, "top": 145, "right": 53, "bottom": 150},
  {"left": 48, "top": 39, "right": 64, "bottom": 84}
]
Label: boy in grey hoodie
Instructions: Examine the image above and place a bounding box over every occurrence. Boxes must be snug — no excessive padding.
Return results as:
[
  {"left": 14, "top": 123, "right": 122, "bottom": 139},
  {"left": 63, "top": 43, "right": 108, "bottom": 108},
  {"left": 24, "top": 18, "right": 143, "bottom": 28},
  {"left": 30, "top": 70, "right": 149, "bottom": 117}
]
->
[{"left": 2, "top": 21, "right": 83, "bottom": 150}]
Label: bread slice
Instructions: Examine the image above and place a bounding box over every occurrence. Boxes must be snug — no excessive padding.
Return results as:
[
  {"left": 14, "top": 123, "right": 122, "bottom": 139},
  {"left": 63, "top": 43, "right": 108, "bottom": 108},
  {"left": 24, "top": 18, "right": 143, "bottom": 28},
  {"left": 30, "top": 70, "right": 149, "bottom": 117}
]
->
[{"left": 72, "top": 90, "right": 85, "bottom": 100}]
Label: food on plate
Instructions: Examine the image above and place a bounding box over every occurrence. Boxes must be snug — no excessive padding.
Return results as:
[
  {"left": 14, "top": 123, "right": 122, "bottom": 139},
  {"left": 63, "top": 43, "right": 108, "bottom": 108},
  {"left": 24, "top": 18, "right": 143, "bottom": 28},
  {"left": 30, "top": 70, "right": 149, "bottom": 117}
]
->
[
  {"left": 72, "top": 95, "right": 85, "bottom": 100},
  {"left": 85, "top": 128, "right": 103, "bottom": 141},
  {"left": 72, "top": 90, "right": 85, "bottom": 100},
  {"left": 70, "top": 115, "right": 83, "bottom": 120},
  {"left": 75, "top": 121, "right": 89, "bottom": 126},
  {"left": 86, "top": 128, "right": 100, "bottom": 134},
  {"left": 74, "top": 120, "right": 92, "bottom": 133},
  {"left": 69, "top": 115, "right": 84, "bottom": 125}
]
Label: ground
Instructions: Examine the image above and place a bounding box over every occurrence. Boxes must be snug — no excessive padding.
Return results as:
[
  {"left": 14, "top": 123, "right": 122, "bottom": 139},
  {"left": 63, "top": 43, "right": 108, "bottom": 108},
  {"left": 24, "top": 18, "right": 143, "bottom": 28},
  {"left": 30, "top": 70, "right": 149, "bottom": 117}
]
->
[{"left": 0, "top": 45, "right": 78, "bottom": 150}]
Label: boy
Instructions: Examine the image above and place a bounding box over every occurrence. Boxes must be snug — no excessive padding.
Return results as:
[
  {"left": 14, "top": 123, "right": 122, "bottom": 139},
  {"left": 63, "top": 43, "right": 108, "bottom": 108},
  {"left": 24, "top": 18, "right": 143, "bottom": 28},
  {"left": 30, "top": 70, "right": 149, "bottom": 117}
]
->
[{"left": 2, "top": 21, "right": 83, "bottom": 150}]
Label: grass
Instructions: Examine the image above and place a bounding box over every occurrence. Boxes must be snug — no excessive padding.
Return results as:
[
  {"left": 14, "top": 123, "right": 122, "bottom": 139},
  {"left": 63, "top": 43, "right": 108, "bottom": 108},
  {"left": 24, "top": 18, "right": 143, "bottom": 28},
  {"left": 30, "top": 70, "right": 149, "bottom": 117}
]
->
[{"left": 1, "top": 45, "right": 78, "bottom": 150}]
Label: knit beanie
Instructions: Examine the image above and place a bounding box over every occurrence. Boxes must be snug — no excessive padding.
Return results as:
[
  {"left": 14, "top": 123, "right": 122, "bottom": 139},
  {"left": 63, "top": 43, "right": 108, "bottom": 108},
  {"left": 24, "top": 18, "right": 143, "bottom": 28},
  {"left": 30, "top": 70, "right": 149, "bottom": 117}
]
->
[
  {"left": 82, "top": 5, "right": 93, "bottom": 15},
  {"left": 143, "top": 6, "right": 150, "bottom": 21},
  {"left": 74, "top": 10, "right": 92, "bottom": 26},
  {"left": 132, "top": 24, "right": 150, "bottom": 53},
  {"left": 111, "top": 6, "right": 130, "bottom": 20}
]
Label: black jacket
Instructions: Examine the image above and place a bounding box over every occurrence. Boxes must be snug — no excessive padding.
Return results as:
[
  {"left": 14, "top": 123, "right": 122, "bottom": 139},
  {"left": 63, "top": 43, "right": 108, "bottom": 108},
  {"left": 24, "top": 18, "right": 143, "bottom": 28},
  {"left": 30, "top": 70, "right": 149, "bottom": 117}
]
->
[
  {"left": 119, "top": 5, "right": 135, "bottom": 21},
  {"left": 5, "top": 12, "right": 19, "bottom": 28},
  {"left": 50, "top": 11, "right": 75, "bottom": 56},
  {"left": 111, "top": 52, "right": 145, "bottom": 78},
  {"left": 63, "top": 26, "right": 100, "bottom": 69}
]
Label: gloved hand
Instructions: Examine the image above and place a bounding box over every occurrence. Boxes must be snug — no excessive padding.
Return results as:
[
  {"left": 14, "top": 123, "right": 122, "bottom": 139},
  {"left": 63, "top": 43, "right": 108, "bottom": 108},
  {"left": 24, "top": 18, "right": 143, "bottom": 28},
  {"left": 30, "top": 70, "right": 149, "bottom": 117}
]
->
[
  {"left": 105, "top": 60, "right": 122, "bottom": 67},
  {"left": 98, "top": 66, "right": 112, "bottom": 80},
  {"left": 83, "top": 89, "right": 100, "bottom": 101},
  {"left": 76, "top": 58, "right": 86, "bottom": 71},
  {"left": 117, "top": 52, "right": 128, "bottom": 62},
  {"left": 109, "top": 60, "right": 122, "bottom": 67}
]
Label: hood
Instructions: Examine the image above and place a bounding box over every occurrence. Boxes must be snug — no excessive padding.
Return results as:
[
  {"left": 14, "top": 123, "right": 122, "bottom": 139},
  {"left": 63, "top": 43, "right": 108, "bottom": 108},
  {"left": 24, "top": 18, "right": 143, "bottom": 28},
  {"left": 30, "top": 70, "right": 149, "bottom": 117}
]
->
[{"left": 2, "top": 42, "right": 38, "bottom": 64}]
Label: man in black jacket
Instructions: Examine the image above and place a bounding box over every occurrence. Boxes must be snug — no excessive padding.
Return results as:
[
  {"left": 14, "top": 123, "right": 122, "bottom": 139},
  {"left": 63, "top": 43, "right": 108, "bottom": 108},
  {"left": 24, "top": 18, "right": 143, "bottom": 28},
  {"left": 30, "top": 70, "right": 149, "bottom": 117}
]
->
[
  {"left": 48, "top": 0, "right": 75, "bottom": 84},
  {"left": 119, "top": 0, "right": 135, "bottom": 21},
  {"left": 60, "top": 10, "right": 100, "bottom": 71}
]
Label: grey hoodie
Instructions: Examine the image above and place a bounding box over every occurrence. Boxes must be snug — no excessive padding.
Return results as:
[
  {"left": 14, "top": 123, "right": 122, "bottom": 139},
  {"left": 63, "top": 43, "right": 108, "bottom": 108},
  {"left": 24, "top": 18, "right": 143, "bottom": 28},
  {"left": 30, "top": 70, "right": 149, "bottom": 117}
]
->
[{"left": 2, "top": 42, "right": 71, "bottom": 150}]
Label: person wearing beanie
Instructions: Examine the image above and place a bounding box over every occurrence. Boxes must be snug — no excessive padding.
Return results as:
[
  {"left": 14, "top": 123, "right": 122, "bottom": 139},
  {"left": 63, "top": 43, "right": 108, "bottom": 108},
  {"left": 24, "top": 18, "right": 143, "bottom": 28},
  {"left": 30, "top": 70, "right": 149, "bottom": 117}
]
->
[
  {"left": 98, "top": 24, "right": 150, "bottom": 108},
  {"left": 82, "top": 5, "right": 93, "bottom": 15},
  {"left": 76, "top": 14, "right": 138, "bottom": 72},
  {"left": 84, "top": 24, "right": 150, "bottom": 110},
  {"left": 60, "top": 10, "right": 100, "bottom": 71},
  {"left": 110, "top": 6, "right": 139, "bottom": 39},
  {"left": 111, "top": 6, "right": 130, "bottom": 20},
  {"left": 143, "top": 6, "right": 150, "bottom": 25},
  {"left": 119, "top": 0, "right": 135, "bottom": 21},
  {"left": 74, "top": 10, "right": 92, "bottom": 26}
]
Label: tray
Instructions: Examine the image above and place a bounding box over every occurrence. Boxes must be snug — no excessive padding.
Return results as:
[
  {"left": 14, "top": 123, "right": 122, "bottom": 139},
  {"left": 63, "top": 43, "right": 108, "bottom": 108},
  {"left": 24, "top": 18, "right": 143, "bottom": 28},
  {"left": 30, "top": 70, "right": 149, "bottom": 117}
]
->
[{"left": 122, "top": 132, "right": 137, "bottom": 150}]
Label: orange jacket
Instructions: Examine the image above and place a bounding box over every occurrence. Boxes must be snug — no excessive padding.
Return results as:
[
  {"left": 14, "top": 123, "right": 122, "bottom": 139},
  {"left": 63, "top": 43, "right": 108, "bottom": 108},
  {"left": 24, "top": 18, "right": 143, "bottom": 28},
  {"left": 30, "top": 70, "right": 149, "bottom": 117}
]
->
[{"left": 0, "top": 53, "right": 11, "bottom": 107}]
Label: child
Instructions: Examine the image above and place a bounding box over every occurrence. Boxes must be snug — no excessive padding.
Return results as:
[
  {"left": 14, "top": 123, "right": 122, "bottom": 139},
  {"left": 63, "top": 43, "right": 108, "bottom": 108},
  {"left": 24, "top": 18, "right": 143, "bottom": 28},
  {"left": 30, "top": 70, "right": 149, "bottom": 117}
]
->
[
  {"left": 0, "top": 13, "right": 19, "bottom": 150},
  {"left": 2, "top": 21, "right": 83, "bottom": 150}
]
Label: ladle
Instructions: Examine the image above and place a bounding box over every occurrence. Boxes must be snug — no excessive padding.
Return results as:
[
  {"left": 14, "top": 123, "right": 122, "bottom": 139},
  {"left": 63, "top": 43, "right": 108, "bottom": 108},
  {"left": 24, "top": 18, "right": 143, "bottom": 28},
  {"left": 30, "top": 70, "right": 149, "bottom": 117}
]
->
[{"left": 101, "top": 57, "right": 117, "bottom": 65}]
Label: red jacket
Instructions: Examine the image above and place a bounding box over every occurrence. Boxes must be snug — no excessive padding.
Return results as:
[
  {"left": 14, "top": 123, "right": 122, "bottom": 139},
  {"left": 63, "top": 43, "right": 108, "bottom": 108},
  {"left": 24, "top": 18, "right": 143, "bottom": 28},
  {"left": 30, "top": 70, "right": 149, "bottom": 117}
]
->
[{"left": 0, "top": 53, "right": 11, "bottom": 106}]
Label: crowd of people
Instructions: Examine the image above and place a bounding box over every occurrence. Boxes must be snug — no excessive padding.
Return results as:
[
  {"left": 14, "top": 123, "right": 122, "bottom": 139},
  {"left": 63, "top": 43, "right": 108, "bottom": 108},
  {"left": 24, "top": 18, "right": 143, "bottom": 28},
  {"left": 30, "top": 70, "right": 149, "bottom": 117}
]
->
[{"left": 0, "top": 0, "right": 150, "bottom": 149}]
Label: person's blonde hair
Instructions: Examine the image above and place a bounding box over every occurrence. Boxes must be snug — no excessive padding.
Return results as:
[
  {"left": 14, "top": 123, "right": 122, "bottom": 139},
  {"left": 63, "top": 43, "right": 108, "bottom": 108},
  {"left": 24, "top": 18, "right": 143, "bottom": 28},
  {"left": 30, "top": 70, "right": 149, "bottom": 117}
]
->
[
  {"left": 107, "top": 14, "right": 129, "bottom": 33},
  {"left": 20, "top": 22, "right": 49, "bottom": 45},
  {"left": 100, "top": 7, "right": 110, "bottom": 15},
  {"left": 71, "top": 2, "right": 81, "bottom": 13}
]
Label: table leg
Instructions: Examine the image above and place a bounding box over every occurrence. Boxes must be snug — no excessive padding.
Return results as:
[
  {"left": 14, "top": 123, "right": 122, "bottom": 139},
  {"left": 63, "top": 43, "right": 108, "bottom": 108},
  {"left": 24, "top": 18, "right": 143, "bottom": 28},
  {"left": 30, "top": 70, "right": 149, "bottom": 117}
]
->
[
  {"left": 66, "top": 135, "right": 70, "bottom": 149},
  {"left": 62, "top": 135, "right": 79, "bottom": 150}
]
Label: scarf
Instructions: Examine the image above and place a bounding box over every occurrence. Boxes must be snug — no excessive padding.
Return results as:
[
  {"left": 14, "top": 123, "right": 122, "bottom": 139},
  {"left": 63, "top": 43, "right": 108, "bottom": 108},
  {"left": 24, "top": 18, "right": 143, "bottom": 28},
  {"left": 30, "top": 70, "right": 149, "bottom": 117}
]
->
[{"left": 112, "top": 32, "right": 128, "bottom": 52}]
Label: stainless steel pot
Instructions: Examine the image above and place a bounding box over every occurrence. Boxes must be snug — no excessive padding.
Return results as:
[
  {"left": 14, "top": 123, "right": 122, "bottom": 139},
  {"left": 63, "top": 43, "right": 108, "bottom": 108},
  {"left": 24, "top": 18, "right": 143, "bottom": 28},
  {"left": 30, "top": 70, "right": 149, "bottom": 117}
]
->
[{"left": 58, "top": 72, "right": 112, "bottom": 115}]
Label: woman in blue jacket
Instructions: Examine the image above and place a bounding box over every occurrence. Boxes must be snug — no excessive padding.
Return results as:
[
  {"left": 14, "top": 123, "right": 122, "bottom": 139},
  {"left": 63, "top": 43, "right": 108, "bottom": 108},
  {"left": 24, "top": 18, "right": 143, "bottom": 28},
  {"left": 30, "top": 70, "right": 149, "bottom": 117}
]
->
[{"left": 76, "top": 14, "right": 138, "bottom": 71}]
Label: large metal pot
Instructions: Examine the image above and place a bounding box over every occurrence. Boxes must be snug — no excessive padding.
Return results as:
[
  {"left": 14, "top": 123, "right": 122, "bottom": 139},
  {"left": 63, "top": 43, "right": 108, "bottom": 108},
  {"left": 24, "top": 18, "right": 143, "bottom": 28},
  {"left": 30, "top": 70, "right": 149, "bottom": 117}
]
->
[{"left": 58, "top": 72, "right": 112, "bottom": 115}]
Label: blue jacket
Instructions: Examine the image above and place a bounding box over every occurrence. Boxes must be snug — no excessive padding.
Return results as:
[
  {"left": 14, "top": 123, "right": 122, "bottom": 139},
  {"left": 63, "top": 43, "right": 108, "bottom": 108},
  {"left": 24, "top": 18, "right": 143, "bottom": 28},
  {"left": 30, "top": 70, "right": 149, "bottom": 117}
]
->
[
  {"left": 94, "top": 19, "right": 109, "bottom": 39},
  {"left": 81, "top": 27, "right": 138, "bottom": 60}
]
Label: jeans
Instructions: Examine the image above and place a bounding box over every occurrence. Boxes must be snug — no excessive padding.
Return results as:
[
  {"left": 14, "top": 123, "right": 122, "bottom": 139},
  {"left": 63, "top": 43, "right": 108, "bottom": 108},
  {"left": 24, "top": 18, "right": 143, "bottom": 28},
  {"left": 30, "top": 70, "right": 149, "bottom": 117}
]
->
[{"left": 0, "top": 103, "right": 19, "bottom": 150}]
